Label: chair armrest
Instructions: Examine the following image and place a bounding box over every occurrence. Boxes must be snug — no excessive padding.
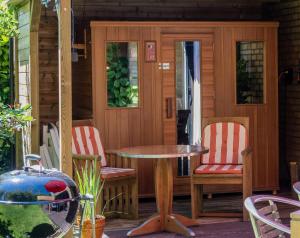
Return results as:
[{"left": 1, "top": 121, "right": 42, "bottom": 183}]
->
[
  {"left": 242, "top": 147, "right": 252, "bottom": 195},
  {"left": 241, "top": 147, "right": 252, "bottom": 157}
]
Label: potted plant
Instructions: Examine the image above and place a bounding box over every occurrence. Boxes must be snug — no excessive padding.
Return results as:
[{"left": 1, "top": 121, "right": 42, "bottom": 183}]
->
[{"left": 74, "top": 158, "right": 105, "bottom": 238}]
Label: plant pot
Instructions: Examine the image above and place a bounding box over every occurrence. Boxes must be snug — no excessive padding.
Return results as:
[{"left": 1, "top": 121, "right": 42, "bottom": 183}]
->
[{"left": 82, "top": 215, "right": 105, "bottom": 238}]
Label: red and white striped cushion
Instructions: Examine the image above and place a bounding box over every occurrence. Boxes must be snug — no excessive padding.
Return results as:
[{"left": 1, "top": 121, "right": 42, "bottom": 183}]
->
[
  {"left": 101, "top": 167, "right": 136, "bottom": 179},
  {"left": 195, "top": 164, "right": 243, "bottom": 174},
  {"left": 72, "top": 126, "right": 107, "bottom": 167},
  {"left": 201, "top": 122, "right": 248, "bottom": 165}
]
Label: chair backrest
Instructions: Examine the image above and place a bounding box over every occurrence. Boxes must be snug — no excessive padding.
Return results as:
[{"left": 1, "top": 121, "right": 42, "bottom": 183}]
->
[
  {"left": 244, "top": 195, "right": 299, "bottom": 238},
  {"left": 72, "top": 126, "right": 107, "bottom": 167},
  {"left": 201, "top": 117, "right": 249, "bottom": 165}
]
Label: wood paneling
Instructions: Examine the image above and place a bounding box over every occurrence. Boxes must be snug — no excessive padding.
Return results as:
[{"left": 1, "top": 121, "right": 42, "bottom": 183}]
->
[
  {"left": 91, "top": 21, "right": 278, "bottom": 197},
  {"left": 39, "top": 12, "right": 59, "bottom": 127}
]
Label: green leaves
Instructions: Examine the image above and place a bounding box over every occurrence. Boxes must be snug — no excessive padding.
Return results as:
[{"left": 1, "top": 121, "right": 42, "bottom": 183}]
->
[
  {"left": 74, "top": 158, "right": 104, "bottom": 220},
  {"left": 106, "top": 43, "right": 137, "bottom": 107},
  {"left": 0, "top": 2, "right": 18, "bottom": 173},
  {"left": 0, "top": 104, "right": 33, "bottom": 173}
]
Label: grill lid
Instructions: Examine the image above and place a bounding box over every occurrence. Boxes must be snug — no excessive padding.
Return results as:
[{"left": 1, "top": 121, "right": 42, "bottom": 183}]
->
[{"left": 0, "top": 155, "right": 79, "bottom": 205}]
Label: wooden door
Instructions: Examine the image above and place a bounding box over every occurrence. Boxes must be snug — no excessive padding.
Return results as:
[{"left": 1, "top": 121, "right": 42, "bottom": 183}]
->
[
  {"left": 161, "top": 34, "right": 215, "bottom": 195},
  {"left": 92, "top": 26, "right": 163, "bottom": 197}
]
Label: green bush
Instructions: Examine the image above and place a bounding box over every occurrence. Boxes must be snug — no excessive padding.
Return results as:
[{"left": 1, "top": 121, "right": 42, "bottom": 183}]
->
[{"left": 0, "top": 1, "right": 18, "bottom": 172}]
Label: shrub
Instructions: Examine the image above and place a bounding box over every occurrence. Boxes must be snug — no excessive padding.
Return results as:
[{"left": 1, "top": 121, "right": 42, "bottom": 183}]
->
[{"left": 0, "top": 1, "right": 18, "bottom": 172}]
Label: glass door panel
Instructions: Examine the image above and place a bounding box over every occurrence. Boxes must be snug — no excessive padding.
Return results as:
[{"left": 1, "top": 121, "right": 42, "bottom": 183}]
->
[{"left": 175, "top": 41, "right": 201, "bottom": 176}]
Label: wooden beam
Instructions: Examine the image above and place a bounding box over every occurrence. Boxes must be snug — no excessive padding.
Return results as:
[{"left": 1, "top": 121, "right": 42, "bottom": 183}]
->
[
  {"left": 30, "top": 0, "right": 41, "bottom": 32},
  {"left": 29, "top": 0, "right": 41, "bottom": 154},
  {"left": 57, "top": 2, "right": 73, "bottom": 237},
  {"left": 58, "top": 0, "right": 72, "bottom": 177},
  {"left": 29, "top": 31, "right": 40, "bottom": 154}
]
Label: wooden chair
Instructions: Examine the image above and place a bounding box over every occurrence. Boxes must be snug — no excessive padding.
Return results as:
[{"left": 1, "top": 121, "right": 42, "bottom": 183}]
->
[
  {"left": 244, "top": 195, "right": 300, "bottom": 238},
  {"left": 190, "top": 117, "right": 252, "bottom": 221},
  {"left": 72, "top": 122, "right": 138, "bottom": 219}
]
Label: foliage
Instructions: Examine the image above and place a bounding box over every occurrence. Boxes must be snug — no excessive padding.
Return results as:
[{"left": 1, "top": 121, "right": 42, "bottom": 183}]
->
[
  {"left": 106, "top": 43, "right": 138, "bottom": 107},
  {"left": 0, "top": 104, "right": 33, "bottom": 173},
  {"left": 0, "top": 1, "right": 18, "bottom": 172},
  {"left": 74, "top": 158, "right": 104, "bottom": 220},
  {"left": 0, "top": 1, "right": 17, "bottom": 104}
]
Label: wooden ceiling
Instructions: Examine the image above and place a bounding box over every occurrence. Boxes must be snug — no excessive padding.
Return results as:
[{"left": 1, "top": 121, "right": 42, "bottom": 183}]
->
[{"left": 72, "top": 0, "right": 280, "bottom": 20}]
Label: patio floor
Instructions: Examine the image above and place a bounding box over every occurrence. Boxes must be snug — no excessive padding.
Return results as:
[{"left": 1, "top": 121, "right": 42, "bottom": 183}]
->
[{"left": 105, "top": 192, "right": 294, "bottom": 237}]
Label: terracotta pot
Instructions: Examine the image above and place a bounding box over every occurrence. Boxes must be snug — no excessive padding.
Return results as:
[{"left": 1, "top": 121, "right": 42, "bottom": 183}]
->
[{"left": 81, "top": 216, "right": 105, "bottom": 238}]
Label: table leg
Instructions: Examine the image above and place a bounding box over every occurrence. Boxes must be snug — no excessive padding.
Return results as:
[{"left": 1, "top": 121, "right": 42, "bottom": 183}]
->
[{"left": 127, "top": 158, "right": 198, "bottom": 237}]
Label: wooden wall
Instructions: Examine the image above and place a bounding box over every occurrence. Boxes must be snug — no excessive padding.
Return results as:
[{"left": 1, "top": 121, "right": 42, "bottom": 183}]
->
[
  {"left": 16, "top": 2, "right": 30, "bottom": 107},
  {"left": 38, "top": 9, "right": 59, "bottom": 127},
  {"left": 91, "top": 22, "right": 279, "bottom": 196},
  {"left": 268, "top": 0, "right": 300, "bottom": 184},
  {"left": 72, "top": 26, "right": 93, "bottom": 120},
  {"left": 72, "top": 0, "right": 276, "bottom": 20}
]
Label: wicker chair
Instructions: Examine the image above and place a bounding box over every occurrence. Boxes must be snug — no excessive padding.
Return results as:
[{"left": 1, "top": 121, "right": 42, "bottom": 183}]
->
[
  {"left": 190, "top": 117, "right": 252, "bottom": 221},
  {"left": 244, "top": 195, "right": 300, "bottom": 238},
  {"left": 72, "top": 121, "right": 138, "bottom": 219}
]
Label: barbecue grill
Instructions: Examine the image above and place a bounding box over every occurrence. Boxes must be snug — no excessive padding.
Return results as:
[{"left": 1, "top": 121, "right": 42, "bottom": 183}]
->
[{"left": 0, "top": 154, "right": 83, "bottom": 238}]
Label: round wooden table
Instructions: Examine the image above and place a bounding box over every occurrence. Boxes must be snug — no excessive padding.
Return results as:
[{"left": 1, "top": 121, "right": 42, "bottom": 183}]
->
[{"left": 115, "top": 145, "right": 209, "bottom": 237}]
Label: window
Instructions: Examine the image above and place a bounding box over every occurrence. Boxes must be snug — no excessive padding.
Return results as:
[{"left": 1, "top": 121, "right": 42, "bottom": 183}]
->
[
  {"left": 106, "top": 42, "right": 138, "bottom": 107},
  {"left": 236, "top": 41, "right": 264, "bottom": 104}
]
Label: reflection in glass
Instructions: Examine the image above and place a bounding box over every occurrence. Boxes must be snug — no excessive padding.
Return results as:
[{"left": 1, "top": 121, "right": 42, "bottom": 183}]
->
[
  {"left": 176, "top": 41, "right": 201, "bottom": 176},
  {"left": 106, "top": 42, "right": 138, "bottom": 107},
  {"left": 236, "top": 41, "right": 264, "bottom": 104}
]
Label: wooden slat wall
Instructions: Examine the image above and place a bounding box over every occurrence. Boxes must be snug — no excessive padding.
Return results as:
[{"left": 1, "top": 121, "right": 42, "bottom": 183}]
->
[
  {"left": 72, "top": 0, "right": 275, "bottom": 20},
  {"left": 72, "top": 25, "right": 93, "bottom": 120},
  {"left": 270, "top": 0, "right": 300, "bottom": 183},
  {"left": 38, "top": 9, "right": 59, "bottom": 127},
  {"left": 17, "top": 2, "right": 30, "bottom": 107}
]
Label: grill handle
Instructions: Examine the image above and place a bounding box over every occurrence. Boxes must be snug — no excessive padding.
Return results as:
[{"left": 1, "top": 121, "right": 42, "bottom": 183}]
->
[{"left": 24, "top": 154, "right": 42, "bottom": 172}]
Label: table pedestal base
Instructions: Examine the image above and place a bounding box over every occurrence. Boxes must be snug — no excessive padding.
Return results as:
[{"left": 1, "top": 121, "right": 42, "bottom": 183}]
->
[
  {"left": 127, "top": 214, "right": 198, "bottom": 237},
  {"left": 127, "top": 158, "right": 200, "bottom": 237}
]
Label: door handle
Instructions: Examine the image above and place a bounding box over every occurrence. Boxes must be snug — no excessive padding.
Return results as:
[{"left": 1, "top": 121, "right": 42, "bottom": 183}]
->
[{"left": 166, "top": 97, "right": 173, "bottom": 119}]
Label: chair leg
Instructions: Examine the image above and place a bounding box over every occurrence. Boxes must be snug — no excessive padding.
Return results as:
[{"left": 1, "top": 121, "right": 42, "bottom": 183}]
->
[
  {"left": 131, "top": 178, "right": 139, "bottom": 219},
  {"left": 243, "top": 181, "right": 252, "bottom": 221},
  {"left": 191, "top": 182, "right": 203, "bottom": 219}
]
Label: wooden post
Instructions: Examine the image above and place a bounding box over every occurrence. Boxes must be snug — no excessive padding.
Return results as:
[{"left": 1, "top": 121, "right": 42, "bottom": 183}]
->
[
  {"left": 57, "top": 0, "right": 72, "bottom": 176},
  {"left": 291, "top": 210, "right": 300, "bottom": 238},
  {"left": 29, "top": 0, "right": 41, "bottom": 154},
  {"left": 57, "top": 1, "right": 72, "bottom": 237}
]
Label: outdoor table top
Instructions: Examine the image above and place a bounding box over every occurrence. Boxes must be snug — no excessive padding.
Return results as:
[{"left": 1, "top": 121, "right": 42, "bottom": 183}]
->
[{"left": 114, "top": 144, "right": 208, "bottom": 159}]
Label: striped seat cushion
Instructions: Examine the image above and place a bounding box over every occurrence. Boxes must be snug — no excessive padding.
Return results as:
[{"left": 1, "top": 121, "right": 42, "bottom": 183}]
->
[
  {"left": 195, "top": 164, "right": 243, "bottom": 174},
  {"left": 201, "top": 122, "right": 248, "bottom": 165},
  {"left": 72, "top": 126, "right": 107, "bottom": 167},
  {"left": 101, "top": 167, "right": 136, "bottom": 179}
]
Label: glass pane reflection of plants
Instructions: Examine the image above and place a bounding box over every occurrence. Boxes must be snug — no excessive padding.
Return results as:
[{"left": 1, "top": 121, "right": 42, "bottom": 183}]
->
[
  {"left": 236, "top": 41, "right": 264, "bottom": 104},
  {"left": 106, "top": 42, "right": 138, "bottom": 107}
]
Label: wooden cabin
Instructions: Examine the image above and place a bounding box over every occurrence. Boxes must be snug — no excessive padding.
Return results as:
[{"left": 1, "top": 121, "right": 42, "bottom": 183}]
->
[{"left": 7, "top": 0, "right": 300, "bottom": 237}]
